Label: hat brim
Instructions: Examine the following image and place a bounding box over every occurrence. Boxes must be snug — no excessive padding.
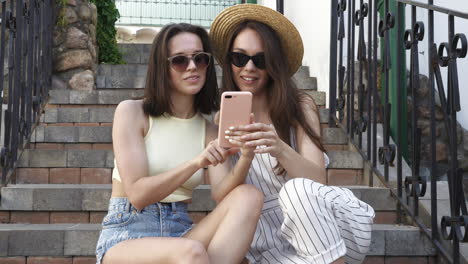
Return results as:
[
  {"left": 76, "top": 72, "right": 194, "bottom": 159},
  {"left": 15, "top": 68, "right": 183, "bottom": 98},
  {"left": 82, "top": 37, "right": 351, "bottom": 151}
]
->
[{"left": 210, "top": 4, "right": 303, "bottom": 76}]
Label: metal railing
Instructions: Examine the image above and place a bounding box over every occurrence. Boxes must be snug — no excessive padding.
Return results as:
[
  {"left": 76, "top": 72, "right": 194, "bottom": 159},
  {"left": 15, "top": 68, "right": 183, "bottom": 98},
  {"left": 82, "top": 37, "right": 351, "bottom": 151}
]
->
[
  {"left": 329, "top": 0, "right": 468, "bottom": 262},
  {"left": 115, "top": 0, "right": 237, "bottom": 27},
  {"left": 0, "top": 0, "right": 54, "bottom": 184}
]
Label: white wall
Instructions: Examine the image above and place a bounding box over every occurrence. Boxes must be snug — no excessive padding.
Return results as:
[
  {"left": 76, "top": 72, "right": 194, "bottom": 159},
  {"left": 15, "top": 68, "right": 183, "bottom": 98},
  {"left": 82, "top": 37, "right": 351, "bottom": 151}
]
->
[{"left": 259, "top": 0, "right": 468, "bottom": 129}]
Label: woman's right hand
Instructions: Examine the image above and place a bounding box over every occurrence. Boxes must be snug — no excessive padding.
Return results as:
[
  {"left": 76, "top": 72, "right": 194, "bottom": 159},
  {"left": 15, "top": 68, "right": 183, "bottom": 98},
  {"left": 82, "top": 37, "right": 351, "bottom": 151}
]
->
[
  {"left": 224, "top": 114, "right": 256, "bottom": 159},
  {"left": 195, "top": 139, "right": 231, "bottom": 168}
]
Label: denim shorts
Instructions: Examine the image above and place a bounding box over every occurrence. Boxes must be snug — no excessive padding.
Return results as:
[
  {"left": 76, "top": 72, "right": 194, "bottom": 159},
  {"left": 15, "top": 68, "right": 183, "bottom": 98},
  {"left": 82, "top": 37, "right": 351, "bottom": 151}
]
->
[{"left": 95, "top": 197, "right": 193, "bottom": 264}]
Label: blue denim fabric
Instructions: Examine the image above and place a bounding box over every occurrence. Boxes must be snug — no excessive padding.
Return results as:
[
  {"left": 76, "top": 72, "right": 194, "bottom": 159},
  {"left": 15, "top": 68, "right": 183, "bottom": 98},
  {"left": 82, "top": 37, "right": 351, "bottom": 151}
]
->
[{"left": 95, "top": 197, "right": 193, "bottom": 264}]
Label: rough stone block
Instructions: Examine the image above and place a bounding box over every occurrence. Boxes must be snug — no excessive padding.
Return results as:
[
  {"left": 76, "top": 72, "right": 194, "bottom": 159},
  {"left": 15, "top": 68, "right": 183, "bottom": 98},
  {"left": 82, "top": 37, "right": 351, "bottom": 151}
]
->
[
  {"left": 98, "top": 91, "right": 134, "bottom": 104},
  {"left": 58, "top": 108, "right": 90, "bottom": 123},
  {"left": 188, "top": 185, "right": 215, "bottom": 211},
  {"left": 70, "top": 91, "right": 98, "bottom": 104},
  {"left": 319, "top": 108, "right": 329, "bottom": 124},
  {"left": 327, "top": 151, "right": 363, "bottom": 169},
  {"left": 105, "top": 152, "right": 115, "bottom": 168},
  {"left": 33, "top": 187, "right": 82, "bottom": 211},
  {"left": 44, "top": 126, "right": 77, "bottom": 143},
  {"left": 29, "top": 150, "right": 67, "bottom": 167},
  {"left": 78, "top": 127, "right": 112, "bottom": 143},
  {"left": 0, "top": 232, "right": 8, "bottom": 256},
  {"left": 322, "top": 127, "right": 347, "bottom": 145},
  {"left": 385, "top": 226, "right": 436, "bottom": 256},
  {"left": 367, "top": 227, "right": 385, "bottom": 255},
  {"left": 8, "top": 230, "right": 63, "bottom": 256},
  {"left": 49, "top": 90, "right": 70, "bottom": 104},
  {"left": 45, "top": 108, "right": 58, "bottom": 123},
  {"left": 64, "top": 230, "right": 99, "bottom": 256},
  {"left": 35, "top": 126, "right": 45, "bottom": 143},
  {"left": 359, "top": 187, "right": 395, "bottom": 211},
  {"left": 82, "top": 186, "right": 111, "bottom": 211},
  {"left": 67, "top": 150, "right": 108, "bottom": 168},
  {"left": 89, "top": 108, "right": 115, "bottom": 123}
]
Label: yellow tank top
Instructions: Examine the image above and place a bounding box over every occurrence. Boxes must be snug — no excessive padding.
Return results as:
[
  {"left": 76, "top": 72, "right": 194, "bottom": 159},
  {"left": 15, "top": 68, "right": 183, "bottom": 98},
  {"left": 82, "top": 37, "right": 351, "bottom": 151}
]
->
[{"left": 112, "top": 113, "right": 206, "bottom": 202}]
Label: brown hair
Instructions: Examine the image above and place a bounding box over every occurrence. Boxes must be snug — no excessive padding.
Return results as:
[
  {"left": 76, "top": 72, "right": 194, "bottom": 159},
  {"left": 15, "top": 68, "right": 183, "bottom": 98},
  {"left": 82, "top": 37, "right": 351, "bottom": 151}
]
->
[
  {"left": 221, "top": 21, "right": 325, "bottom": 162},
  {"left": 143, "top": 23, "right": 219, "bottom": 117}
]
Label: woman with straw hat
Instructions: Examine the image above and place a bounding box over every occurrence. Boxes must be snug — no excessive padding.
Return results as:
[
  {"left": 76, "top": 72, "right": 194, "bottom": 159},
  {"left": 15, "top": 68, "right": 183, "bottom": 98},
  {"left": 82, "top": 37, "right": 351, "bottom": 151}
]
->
[{"left": 209, "top": 4, "right": 375, "bottom": 264}]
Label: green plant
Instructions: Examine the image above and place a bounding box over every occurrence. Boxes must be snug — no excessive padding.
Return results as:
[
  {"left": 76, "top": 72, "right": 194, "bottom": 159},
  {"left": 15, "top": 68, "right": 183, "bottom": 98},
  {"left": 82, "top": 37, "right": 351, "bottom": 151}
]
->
[
  {"left": 89, "top": 0, "right": 124, "bottom": 64},
  {"left": 55, "top": 0, "right": 68, "bottom": 27}
]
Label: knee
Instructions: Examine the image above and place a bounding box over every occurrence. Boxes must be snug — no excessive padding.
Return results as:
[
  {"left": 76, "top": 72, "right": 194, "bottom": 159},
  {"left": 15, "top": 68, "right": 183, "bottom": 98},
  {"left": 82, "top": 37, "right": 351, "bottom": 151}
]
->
[
  {"left": 235, "top": 184, "right": 264, "bottom": 207},
  {"left": 179, "top": 240, "right": 208, "bottom": 264}
]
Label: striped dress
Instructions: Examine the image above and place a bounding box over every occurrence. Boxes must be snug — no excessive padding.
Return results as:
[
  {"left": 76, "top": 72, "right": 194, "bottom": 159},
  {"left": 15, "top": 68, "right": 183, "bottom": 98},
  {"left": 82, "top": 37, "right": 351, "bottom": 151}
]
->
[{"left": 232, "top": 129, "right": 375, "bottom": 264}]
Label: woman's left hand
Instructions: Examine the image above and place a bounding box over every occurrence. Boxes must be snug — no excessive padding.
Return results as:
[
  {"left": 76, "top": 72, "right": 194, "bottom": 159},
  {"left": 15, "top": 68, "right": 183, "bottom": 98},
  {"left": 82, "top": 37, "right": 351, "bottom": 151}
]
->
[{"left": 231, "top": 123, "right": 288, "bottom": 158}]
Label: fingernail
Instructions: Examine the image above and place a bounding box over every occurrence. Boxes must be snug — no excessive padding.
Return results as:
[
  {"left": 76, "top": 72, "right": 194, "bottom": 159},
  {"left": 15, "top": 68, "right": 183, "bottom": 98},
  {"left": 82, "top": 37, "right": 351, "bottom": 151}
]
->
[
  {"left": 225, "top": 130, "right": 230, "bottom": 134},
  {"left": 229, "top": 126, "right": 235, "bottom": 130},
  {"left": 225, "top": 136, "right": 230, "bottom": 139},
  {"left": 229, "top": 139, "right": 234, "bottom": 143}
]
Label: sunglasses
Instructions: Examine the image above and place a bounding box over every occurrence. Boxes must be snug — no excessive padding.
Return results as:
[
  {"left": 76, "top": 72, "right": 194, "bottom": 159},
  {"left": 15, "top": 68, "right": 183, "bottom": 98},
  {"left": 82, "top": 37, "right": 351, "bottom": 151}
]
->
[
  {"left": 167, "top": 52, "right": 212, "bottom": 72},
  {"left": 229, "top": 52, "right": 266, "bottom": 69}
]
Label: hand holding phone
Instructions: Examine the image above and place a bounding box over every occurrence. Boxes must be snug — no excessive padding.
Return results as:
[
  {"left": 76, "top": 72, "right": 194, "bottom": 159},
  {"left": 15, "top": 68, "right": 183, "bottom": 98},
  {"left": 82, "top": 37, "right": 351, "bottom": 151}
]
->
[{"left": 218, "top": 91, "right": 253, "bottom": 148}]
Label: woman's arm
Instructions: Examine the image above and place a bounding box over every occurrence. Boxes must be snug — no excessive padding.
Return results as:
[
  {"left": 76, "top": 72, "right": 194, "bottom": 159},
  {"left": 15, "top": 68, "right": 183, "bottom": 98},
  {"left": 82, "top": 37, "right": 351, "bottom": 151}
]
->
[
  {"left": 205, "top": 122, "right": 254, "bottom": 203},
  {"left": 234, "top": 99, "right": 326, "bottom": 183},
  {"left": 113, "top": 100, "right": 220, "bottom": 210}
]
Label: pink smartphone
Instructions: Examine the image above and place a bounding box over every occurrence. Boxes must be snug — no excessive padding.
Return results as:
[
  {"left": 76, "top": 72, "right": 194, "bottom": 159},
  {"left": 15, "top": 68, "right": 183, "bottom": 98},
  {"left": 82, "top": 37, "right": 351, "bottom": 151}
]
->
[{"left": 218, "top": 91, "right": 253, "bottom": 148}]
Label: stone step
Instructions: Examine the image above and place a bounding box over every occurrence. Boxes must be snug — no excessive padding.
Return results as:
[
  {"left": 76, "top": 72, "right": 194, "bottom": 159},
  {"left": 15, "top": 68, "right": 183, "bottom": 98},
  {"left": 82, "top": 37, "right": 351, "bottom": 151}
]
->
[
  {"left": 116, "top": 44, "right": 317, "bottom": 90},
  {"left": 17, "top": 149, "right": 361, "bottom": 169},
  {"left": 30, "top": 125, "right": 344, "bottom": 145},
  {"left": 48, "top": 89, "right": 326, "bottom": 107},
  {"left": 0, "top": 223, "right": 436, "bottom": 257},
  {"left": 42, "top": 106, "right": 331, "bottom": 124},
  {"left": 96, "top": 64, "right": 317, "bottom": 90},
  {"left": 0, "top": 185, "right": 392, "bottom": 212}
]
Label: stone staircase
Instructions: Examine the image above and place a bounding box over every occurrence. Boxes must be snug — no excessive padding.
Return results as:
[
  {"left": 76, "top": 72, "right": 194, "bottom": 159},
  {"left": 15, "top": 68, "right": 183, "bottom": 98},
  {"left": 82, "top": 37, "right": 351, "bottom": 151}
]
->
[{"left": 0, "top": 44, "right": 436, "bottom": 264}]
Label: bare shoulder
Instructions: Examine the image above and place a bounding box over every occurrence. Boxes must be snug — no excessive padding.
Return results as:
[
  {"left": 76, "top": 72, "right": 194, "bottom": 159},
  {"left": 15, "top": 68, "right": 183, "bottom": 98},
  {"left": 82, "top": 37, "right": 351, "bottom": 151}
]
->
[
  {"left": 298, "top": 94, "right": 321, "bottom": 136},
  {"left": 299, "top": 94, "right": 319, "bottom": 114},
  {"left": 113, "top": 100, "right": 147, "bottom": 133}
]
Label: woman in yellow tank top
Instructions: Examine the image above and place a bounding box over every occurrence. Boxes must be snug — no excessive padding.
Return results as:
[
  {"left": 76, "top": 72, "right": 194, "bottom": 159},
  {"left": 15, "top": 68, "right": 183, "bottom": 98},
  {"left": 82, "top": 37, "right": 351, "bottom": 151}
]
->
[{"left": 95, "top": 23, "right": 264, "bottom": 264}]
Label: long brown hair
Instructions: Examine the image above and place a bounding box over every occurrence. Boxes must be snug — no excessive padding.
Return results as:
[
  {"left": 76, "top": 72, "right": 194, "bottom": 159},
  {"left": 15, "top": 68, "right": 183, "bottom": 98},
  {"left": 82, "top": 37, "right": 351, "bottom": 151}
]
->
[
  {"left": 143, "top": 23, "right": 219, "bottom": 117},
  {"left": 221, "top": 21, "right": 325, "bottom": 156}
]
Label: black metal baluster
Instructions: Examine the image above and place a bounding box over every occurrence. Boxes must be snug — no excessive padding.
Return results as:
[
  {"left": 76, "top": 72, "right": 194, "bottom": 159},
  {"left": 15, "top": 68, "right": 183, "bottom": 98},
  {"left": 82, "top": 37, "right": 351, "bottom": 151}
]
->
[
  {"left": 378, "top": 1, "right": 395, "bottom": 182},
  {"left": 337, "top": 0, "right": 346, "bottom": 123},
  {"left": 366, "top": 0, "right": 373, "bottom": 166},
  {"left": 329, "top": 0, "right": 338, "bottom": 128},
  {"left": 354, "top": 1, "right": 368, "bottom": 150}
]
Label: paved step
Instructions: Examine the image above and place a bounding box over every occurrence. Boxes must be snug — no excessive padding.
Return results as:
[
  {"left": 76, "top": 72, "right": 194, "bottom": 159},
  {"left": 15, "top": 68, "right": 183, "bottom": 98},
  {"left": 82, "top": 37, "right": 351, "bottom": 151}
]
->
[
  {"left": 0, "top": 185, "right": 393, "bottom": 212},
  {"left": 42, "top": 107, "right": 331, "bottom": 124},
  {"left": 31, "top": 126, "right": 112, "bottom": 143},
  {"left": 48, "top": 89, "right": 325, "bottom": 107},
  {"left": 116, "top": 44, "right": 318, "bottom": 91},
  {"left": 0, "top": 223, "right": 436, "bottom": 257},
  {"left": 96, "top": 65, "right": 317, "bottom": 90},
  {"left": 30, "top": 125, "right": 344, "bottom": 145},
  {"left": 17, "top": 149, "right": 361, "bottom": 169}
]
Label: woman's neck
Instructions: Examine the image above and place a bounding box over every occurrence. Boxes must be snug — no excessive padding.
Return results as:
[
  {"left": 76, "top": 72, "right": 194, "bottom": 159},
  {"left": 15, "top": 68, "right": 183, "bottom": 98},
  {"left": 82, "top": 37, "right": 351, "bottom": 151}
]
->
[{"left": 170, "top": 92, "right": 196, "bottom": 119}]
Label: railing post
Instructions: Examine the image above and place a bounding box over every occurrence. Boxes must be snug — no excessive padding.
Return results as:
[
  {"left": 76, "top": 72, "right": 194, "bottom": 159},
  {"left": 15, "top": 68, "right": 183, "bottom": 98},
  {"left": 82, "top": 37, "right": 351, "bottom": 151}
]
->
[
  {"left": 329, "top": 0, "right": 338, "bottom": 128},
  {"left": 276, "top": 0, "right": 283, "bottom": 14}
]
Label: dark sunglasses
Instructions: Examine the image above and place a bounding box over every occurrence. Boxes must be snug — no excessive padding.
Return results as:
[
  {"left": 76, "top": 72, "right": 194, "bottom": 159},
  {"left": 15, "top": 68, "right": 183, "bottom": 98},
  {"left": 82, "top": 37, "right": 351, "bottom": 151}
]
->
[
  {"left": 229, "top": 52, "right": 266, "bottom": 69},
  {"left": 167, "top": 52, "right": 211, "bottom": 72}
]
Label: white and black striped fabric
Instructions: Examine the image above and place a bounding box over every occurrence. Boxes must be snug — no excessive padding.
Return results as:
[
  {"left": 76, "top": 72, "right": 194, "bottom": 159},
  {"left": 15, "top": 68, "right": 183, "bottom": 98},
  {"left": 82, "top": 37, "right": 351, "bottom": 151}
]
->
[{"left": 233, "top": 128, "right": 375, "bottom": 264}]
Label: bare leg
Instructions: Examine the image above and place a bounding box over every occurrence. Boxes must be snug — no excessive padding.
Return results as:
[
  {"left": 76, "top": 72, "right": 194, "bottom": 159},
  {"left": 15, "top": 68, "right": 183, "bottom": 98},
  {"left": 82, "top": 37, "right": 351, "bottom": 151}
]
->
[
  {"left": 184, "top": 184, "right": 264, "bottom": 264},
  {"left": 102, "top": 237, "right": 209, "bottom": 264}
]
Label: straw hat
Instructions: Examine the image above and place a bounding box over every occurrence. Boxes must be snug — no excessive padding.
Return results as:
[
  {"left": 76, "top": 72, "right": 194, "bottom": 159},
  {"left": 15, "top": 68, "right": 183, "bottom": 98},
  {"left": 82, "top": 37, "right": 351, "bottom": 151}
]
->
[{"left": 210, "top": 4, "right": 304, "bottom": 76}]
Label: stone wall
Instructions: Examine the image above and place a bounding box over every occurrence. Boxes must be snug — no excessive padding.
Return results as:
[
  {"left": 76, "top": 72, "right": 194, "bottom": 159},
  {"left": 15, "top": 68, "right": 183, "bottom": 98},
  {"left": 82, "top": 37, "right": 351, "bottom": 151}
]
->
[{"left": 53, "top": 0, "right": 97, "bottom": 91}]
